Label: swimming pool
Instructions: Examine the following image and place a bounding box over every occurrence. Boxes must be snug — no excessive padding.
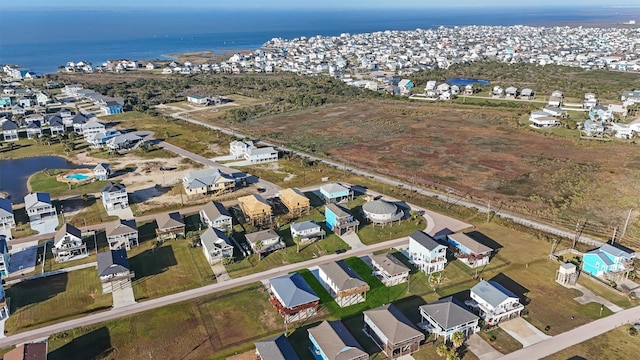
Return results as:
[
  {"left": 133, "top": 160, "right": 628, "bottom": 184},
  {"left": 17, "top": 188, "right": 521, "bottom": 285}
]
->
[
  {"left": 64, "top": 173, "right": 91, "bottom": 181},
  {"left": 445, "top": 78, "right": 491, "bottom": 86}
]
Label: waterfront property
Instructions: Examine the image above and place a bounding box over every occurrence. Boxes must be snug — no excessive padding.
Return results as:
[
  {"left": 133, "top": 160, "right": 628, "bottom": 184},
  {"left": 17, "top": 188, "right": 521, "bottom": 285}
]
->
[
  {"left": 363, "top": 304, "right": 425, "bottom": 358},
  {"left": 446, "top": 232, "right": 493, "bottom": 268},
  {"left": 467, "top": 280, "right": 524, "bottom": 325},
  {"left": 238, "top": 194, "right": 273, "bottom": 226},
  {"left": 24, "top": 192, "right": 56, "bottom": 221},
  {"left": 362, "top": 199, "right": 403, "bottom": 226},
  {"left": 370, "top": 253, "right": 410, "bottom": 286},
  {"left": 325, "top": 203, "right": 359, "bottom": 236},
  {"left": 200, "top": 227, "right": 234, "bottom": 264},
  {"left": 1, "top": 119, "right": 18, "bottom": 141},
  {"left": 279, "top": 188, "right": 310, "bottom": 215},
  {"left": 408, "top": 230, "right": 447, "bottom": 274},
  {"left": 244, "top": 146, "right": 278, "bottom": 164},
  {"left": 0, "top": 238, "right": 9, "bottom": 277},
  {"left": 93, "top": 163, "right": 112, "bottom": 180},
  {"left": 582, "top": 243, "right": 635, "bottom": 281},
  {"left": 25, "top": 121, "right": 42, "bottom": 139},
  {"left": 87, "top": 130, "right": 121, "bottom": 148},
  {"left": 255, "top": 334, "right": 300, "bottom": 360},
  {"left": 290, "top": 220, "right": 326, "bottom": 243},
  {"left": 182, "top": 168, "right": 236, "bottom": 196},
  {"left": 419, "top": 297, "right": 480, "bottom": 341},
  {"left": 101, "top": 183, "right": 129, "bottom": 211},
  {"left": 268, "top": 272, "right": 320, "bottom": 323},
  {"left": 97, "top": 248, "right": 134, "bottom": 294},
  {"left": 308, "top": 320, "right": 368, "bottom": 360},
  {"left": 81, "top": 119, "right": 106, "bottom": 139},
  {"left": 0, "top": 198, "right": 16, "bottom": 230},
  {"left": 318, "top": 261, "right": 370, "bottom": 307},
  {"left": 52, "top": 223, "right": 87, "bottom": 262},
  {"left": 155, "top": 211, "right": 185, "bottom": 240},
  {"left": 245, "top": 229, "right": 285, "bottom": 258},
  {"left": 49, "top": 116, "right": 66, "bottom": 136},
  {"left": 199, "top": 201, "right": 233, "bottom": 231},
  {"left": 319, "top": 183, "right": 353, "bottom": 204},
  {"left": 106, "top": 132, "right": 145, "bottom": 152},
  {"left": 106, "top": 219, "right": 139, "bottom": 250}
]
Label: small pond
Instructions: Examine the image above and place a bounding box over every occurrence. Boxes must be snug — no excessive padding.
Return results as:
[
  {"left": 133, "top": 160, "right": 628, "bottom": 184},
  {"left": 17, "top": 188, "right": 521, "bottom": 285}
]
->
[
  {"left": 445, "top": 78, "right": 491, "bottom": 86},
  {"left": 0, "top": 156, "right": 82, "bottom": 201}
]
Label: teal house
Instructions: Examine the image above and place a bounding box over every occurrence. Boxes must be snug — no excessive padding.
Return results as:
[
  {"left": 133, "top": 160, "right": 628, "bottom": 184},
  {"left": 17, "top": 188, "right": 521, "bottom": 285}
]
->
[
  {"left": 0, "top": 237, "right": 9, "bottom": 277},
  {"left": 319, "top": 183, "right": 352, "bottom": 204},
  {"left": 325, "top": 203, "right": 359, "bottom": 236},
  {"left": 582, "top": 243, "right": 635, "bottom": 278}
]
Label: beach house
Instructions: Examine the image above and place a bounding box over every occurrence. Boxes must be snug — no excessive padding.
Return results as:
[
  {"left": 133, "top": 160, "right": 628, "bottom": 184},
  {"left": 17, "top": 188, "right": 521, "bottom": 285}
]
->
[
  {"left": 24, "top": 192, "right": 56, "bottom": 221},
  {"left": 93, "top": 163, "right": 111, "bottom": 180},
  {"left": 200, "top": 227, "right": 234, "bottom": 264},
  {"left": 0, "top": 198, "right": 15, "bottom": 230},
  {"left": 468, "top": 280, "right": 524, "bottom": 325},
  {"left": 97, "top": 248, "right": 134, "bottom": 294},
  {"left": 182, "top": 168, "right": 236, "bottom": 196},
  {"left": 408, "top": 230, "right": 447, "bottom": 274},
  {"left": 199, "top": 201, "right": 233, "bottom": 231},
  {"left": 52, "top": 223, "right": 87, "bottom": 262},
  {"left": 82, "top": 119, "right": 106, "bottom": 139},
  {"left": 582, "top": 243, "right": 635, "bottom": 280},
  {"left": 370, "top": 253, "right": 410, "bottom": 286},
  {"left": 325, "top": 203, "right": 359, "bottom": 235},
  {"left": 155, "top": 211, "right": 185, "bottom": 240},
  {"left": 446, "top": 233, "right": 493, "bottom": 268},
  {"left": 308, "top": 321, "right": 368, "bottom": 360},
  {"left": 101, "top": 183, "right": 129, "bottom": 210},
  {"left": 255, "top": 335, "right": 300, "bottom": 360},
  {"left": 290, "top": 220, "right": 326, "bottom": 242},
  {"left": 318, "top": 261, "right": 370, "bottom": 307},
  {"left": 268, "top": 272, "right": 320, "bottom": 323},
  {"left": 419, "top": 297, "right": 480, "bottom": 341},
  {"left": 0, "top": 119, "right": 18, "bottom": 141},
  {"left": 245, "top": 229, "right": 285, "bottom": 258},
  {"left": 319, "top": 183, "right": 353, "bottom": 204},
  {"left": 244, "top": 146, "right": 278, "bottom": 164},
  {"left": 363, "top": 304, "right": 425, "bottom": 358},
  {"left": 106, "top": 219, "right": 138, "bottom": 250},
  {"left": 229, "top": 140, "right": 253, "bottom": 159}
]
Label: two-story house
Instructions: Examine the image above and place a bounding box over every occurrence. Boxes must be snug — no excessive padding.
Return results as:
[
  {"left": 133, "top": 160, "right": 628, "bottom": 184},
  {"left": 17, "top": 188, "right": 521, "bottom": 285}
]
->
[
  {"left": 200, "top": 227, "right": 234, "bottom": 264},
  {"left": 318, "top": 261, "right": 370, "bottom": 307},
  {"left": 255, "top": 335, "right": 300, "bottom": 360},
  {"left": 182, "top": 168, "right": 236, "bottom": 196},
  {"left": 325, "top": 203, "right": 359, "bottom": 235},
  {"left": 0, "top": 198, "right": 16, "bottom": 230},
  {"left": 419, "top": 297, "right": 480, "bottom": 341},
  {"left": 81, "top": 119, "right": 106, "bottom": 139},
  {"left": 1, "top": 119, "right": 18, "bottom": 141},
  {"left": 93, "top": 163, "right": 111, "bottom": 181},
  {"left": 97, "top": 248, "right": 134, "bottom": 294},
  {"left": 244, "top": 146, "right": 278, "bottom": 164},
  {"left": 290, "top": 220, "right": 326, "bottom": 242},
  {"left": 229, "top": 140, "right": 253, "bottom": 159},
  {"left": 446, "top": 233, "right": 493, "bottom": 268},
  {"left": 52, "top": 223, "right": 87, "bottom": 262},
  {"left": 468, "top": 280, "right": 524, "bottom": 325},
  {"left": 155, "top": 211, "right": 185, "bottom": 240},
  {"left": 106, "top": 219, "right": 138, "bottom": 250},
  {"left": 582, "top": 243, "right": 636, "bottom": 280},
  {"left": 199, "top": 201, "right": 232, "bottom": 231},
  {"left": 268, "top": 272, "right": 320, "bottom": 323},
  {"left": 279, "top": 188, "right": 310, "bottom": 215},
  {"left": 408, "top": 230, "right": 447, "bottom": 274},
  {"left": 101, "top": 183, "right": 129, "bottom": 211},
  {"left": 363, "top": 304, "right": 425, "bottom": 358},
  {"left": 370, "top": 253, "right": 410, "bottom": 286},
  {"left": 48, "top": 116, "right": 66, "bottom": 136},
  {"left": 24, "top": 192, "right": 56, "bottom": 222},
  {"left": 246, "top": 229, "right": 285, "bottom": 259},
  {"left": 319, "top": 183, "right": 353, "bottom": 204}
]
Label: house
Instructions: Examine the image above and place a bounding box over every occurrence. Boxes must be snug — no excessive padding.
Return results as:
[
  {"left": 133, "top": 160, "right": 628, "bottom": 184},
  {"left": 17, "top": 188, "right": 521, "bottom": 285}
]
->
[
  {"left": 48, "top": 116, "right": 65, "bottom": 136},
  {"left": 106, "top": 219, "right": 138, "bottom": 250},
  {"left": 229, "top": 140, "right": 253, "bottom": 159},
  {"left": 582, "top": 243, "right": 635, "bottom": 279},
  {"left": 325, "top": 203, "right": 359, "bottom": 235},
  {"left": 100, "top": 100, "right": 123, "bottom": 115},
  {"left": 245, "top": 229, "right": 285, "bottom": 258},
  {"left": 82, "top": 120, "right": 106, "bottom": 138},
  {"left": 71, "top": 114, "right": 87, "bottom": 133},
  {"left": 290, "top": 220, "right": 326, "bottom": 242},
  {"left": 363, "top": 304, "right": 425, "bottom": 358},
  {"left": 106, "top": 132, "right": 144, "bottom": 151},
  {"left": 370, "top": 253, "right": 410, "bottom": 286},
  {"left": 238, "top": 195, "right": 273, "bottom": 225},
  {"left": 319, "top": 183, "right": 353, "bottom": 204},
  {"left": 621, "top": 90, "right": 640, "bottom": 106},
  {"left": 468, "top": 280, "right": 524, "bottom": 325},
  {"left": 491, "top": 86, "right": 504, "bottom": 97},
  {"left": 1, "top": 119, "right": 18, "bottom": 141},
  {"left": 255, "top": 334, "right": 300, "bottom": 360},
  {"left": 199, "top": 201, "right": 233, "bottom": 231},
  {"left": 612, "top": 123, "right": 633, "bottom": 139},
  {"left": 93, "top": 163, "right": 111, "bottom": 180},
  {"left": 155, "top": 212, "right": 185, "bottom": 240},
  {"left": 187, "top": 95, "right": 208, "bottom": 105},
  {"left": 244, "top": 146, "right": 278, "bottom": 164},
  {"left": 589, "top": 105, "right": 613, "bottom": 122},
  {"left": 25, "top": 121, "right": 42, "bottom": 139},
  {"left": 583, "top": 93, "right": 598, "bottom": 109},
  {"left": 0, "top": 237, "right": 10, "bottom": 277},
  {"left": 3, "top": 342, "right": 48, "bottom": 360},
  {"left": 463, "top": 84, "right": 474, "bottom": 96},
  {"left": 520, "top": 88, "right": 534, "bottom": 100},
  {"left": 398, "top": 79, "right": 414, "bottom": 95},
  {"left": 446, "top": 233, "right": 493, "bottom": 268},
  {"left": 97, "top": 248, "right": 134, "bottom": 294},
  {"left": 318, "top": 261, "right": 370, "bottom": 307},
  {"left": 87, "top": 130, "right": 121, "bottom": 148},
  {"left": 11, "top": 104, "right": 26, "bottom": 115},
  {"left": 268, "top": 272, "right": 320, "bottom": 322},
  {"left": 52, "top": 223, "right": 87, "bottom": 262},
  {"left": 200, "top": 227, "right": 234, "bottom": 264},
  {"left": 24, "top": 192, "right": 56, "bottom": 221},
  {"left": 419, "top": 297, "right": 480, "bottom": 341},
  {"left": 530, "top": 116, "right": 561, "bottom": 128},
  {"left": 408, "top": 230, "right": 447, "bottom": 274},
  {"left": 308, "top": 321, "right": 368, "bottom": 360},
  {"left": 548, "top": 94, "right": 563, "bottom": 107},
  {"left": 556, "top": 263, "right": 578, "bottom": 286},
  {"left": 0, "top": 198, "right": 16, "bottom": 230},
  {"left": 582, "top": 120, "right": 605, "bottom": 136},
  {"left": 504, "top": 86, "right": 518, "bottom": 98},
  {"left": 543, "top": 106, "right": 567, "bottom": 117},
  {"left": 101, "top": 182, "right": 129, "bottom": 210},
  {"left": 24, "top": 114, "right": 44, "bottom": 125},
  {"left": 182, "top": 168, "right": 236, "bottom": 196},
  {"left": 279, "top": 188, "right": 310, "bottom": 215}
]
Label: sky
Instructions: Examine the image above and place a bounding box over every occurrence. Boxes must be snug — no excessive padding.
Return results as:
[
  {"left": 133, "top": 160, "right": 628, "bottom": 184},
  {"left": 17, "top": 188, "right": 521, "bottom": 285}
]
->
[{"left": 4, "top": 0, "right": 640, "bottom": 10}]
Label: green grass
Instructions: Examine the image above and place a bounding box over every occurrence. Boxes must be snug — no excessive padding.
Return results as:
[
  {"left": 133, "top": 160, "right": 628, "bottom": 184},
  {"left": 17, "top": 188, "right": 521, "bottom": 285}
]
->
[
  {"left": 577, "top": 276, "right": 636, "bottom": 309},
  {"left": 478, "top": 327, "right": 523, "bottom": 354},
  {"left": 4, "top": 267, "right": 113, "bottom": 334},
  {"left": 542, "top": 326, "right": 640, "bottom": 360},
  {"left": 9, "top": 206, "right": 38, "bottom": 239},
  {"left": 65, "top": 197, "right": 119, "bottom": 227},
  {"left": 29, "top": 169, "right": 117, "bottom": 198}
]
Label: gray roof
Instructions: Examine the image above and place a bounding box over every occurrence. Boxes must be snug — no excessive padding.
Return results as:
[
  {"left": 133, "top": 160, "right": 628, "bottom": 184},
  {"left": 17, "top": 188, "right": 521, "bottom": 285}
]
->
[
  {"left": 26, "top": 121, "right": 41, "bottom": 129},
  {"left": 325, "top": 203, "right": 351, "bottom": 218},
  {"left": 101, "top": 182, "right": 126, "bottom": 193},
  {"left": 156, "top": 211, "right": 184, "bottom": 230},
  {"left": 245, "top": 229, "right": 280, "bottom": 244},
  {"left": 471, "top": 280, "right": 519, "bottom": 308},
  {"left": 448, "top": 233, "right": 492, "bottom": 254},
  {"left": 107, "top": 132, "right": 142, "bottom": 145},
  {"left": 1, "top": 120, "right": 18, "bottom": 130},
  {"left": 290, "top": 220, "right": 320, "bottom": 233},
  {"left": 419, "top": 297, "right": 479, "bottom": 329},
  {"left": 54, "top": 223, "right": 82, "bottom": 243},
  {"left": 49, "top": 116, "right": 65, "bottom": 127},
  {"left": 320, "top": 183, "right": 350, "bottom": 196},
  {"left": 410, "top": 230, "right": 442, "bottom": 251},
  {"left": 24, "top": 192, "right": 52, "bottom": 209},
  {"left": 94, "top": 163, "right": 111, "bottom": 172},
  {"left": 364, "top": 304, "right": 424, "bottom": 344},
  {"left": 318, "top": 261, "right": 369, "bottom": 292},
  {"left": 246, "top": 146, "right": 277, "bottom": 155},
  {"left": 362, "top": 200, "right": 398, "bottom": 215},
  {"left": 371, "top": 253, "right": 410, "bottom": 277},
  {"left": 82, "top": 119, "right": 105, "bottom": 129},
  {"left": 0, "top": 198, "right": 13, "bottom": 217},
  {"left": 106, "top": 219, "right": 137, "bottom": 237},
  {"left": 97, "top": 249, "right": 130, "bottom": 277},
  {"left": 200, "top": 227, "right": 233, "bottom": 252},
  {"left": 307, "top": 320, "right": 367, "bottom": 360},
  {"left": 200, "top": 201, "right": 231, "bottom": 221},
  {"left": 71, "top": 113, "right": 87, "bottom": 124},
  {"left": 183, "top": 168, "right": 234, "bottom": 190},
  {"left": 269, "top": 273, "right": 319, "bottom": 308},
  {"left": 255, "top": 334, "right": 300, "bottom": 360},
  {"left": 599, "top": 243, "right": 634, "bottom": 258}
]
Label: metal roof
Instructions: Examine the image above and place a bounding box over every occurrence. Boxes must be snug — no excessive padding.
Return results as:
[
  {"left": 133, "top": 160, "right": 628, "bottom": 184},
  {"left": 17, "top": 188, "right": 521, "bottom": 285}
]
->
[
  {"left": 318, "top": 261, "right": 369, "bottom": 293},
  {"left": 200, "top": 201, "right": 231, "bottom": 221},
  {"left": 410, "top": 230, "right": 442, "bottom": 251},
  {"left": 448, "top": 233, "right": 492, "bottom": 254},
  {"left": 364, "top": 304, "right": 424, "bottom": 344},
  {"left": 470, "top": 280, "right": 519, "bottom": 308},
  {"left": 370, "top": 253, "right": 410, "bottom": 277},
  {"left": 268, "top": 273, "right": 319, "bottom": 308},
  {"left": 290, "top": 220, "right": 320, "bottom": 233},
  {"left": 362, "top": 200, "right": 398, "bottom": 216},
  {"left": 254, "top": 334, "right": 300, "bottom": 360},
  {"left": 419, "top": 297, "right": 479, "bottom": 329},
  {"left": 307, "top": 320, "right": 367, "bottom": 360}
]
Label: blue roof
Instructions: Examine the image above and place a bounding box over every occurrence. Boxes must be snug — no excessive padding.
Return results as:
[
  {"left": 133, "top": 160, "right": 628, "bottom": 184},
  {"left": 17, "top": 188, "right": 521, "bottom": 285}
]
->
[
  {"left": 269, "top": 273, "right": 318, "bottom": 308},
  {"left": 255, "top": 334, "right": 300, "bottom": 360}
]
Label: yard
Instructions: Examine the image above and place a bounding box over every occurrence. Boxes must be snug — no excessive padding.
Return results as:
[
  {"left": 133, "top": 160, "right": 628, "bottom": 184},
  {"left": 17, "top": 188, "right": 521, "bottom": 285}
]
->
[
  {"left": 542, "top": 326, "right": 640, "bottom": 360},
  {"left": 29, "top": 169, "right": 116, "bottom": 198}
]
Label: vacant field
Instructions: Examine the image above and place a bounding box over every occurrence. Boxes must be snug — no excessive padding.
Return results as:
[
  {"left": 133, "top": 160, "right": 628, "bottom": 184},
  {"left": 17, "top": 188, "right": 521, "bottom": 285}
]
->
[
  {"left": 543, "top": 325, "right": 640, "bottom": 360},
  {"left": 200, "top": 101, "right": 640, "bottom": 247}
]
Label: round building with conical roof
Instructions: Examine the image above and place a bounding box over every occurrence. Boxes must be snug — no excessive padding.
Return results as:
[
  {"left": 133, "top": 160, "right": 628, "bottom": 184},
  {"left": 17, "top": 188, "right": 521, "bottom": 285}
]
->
[{"left": 362, "top": 199, "right": 403, "bottom": 225}]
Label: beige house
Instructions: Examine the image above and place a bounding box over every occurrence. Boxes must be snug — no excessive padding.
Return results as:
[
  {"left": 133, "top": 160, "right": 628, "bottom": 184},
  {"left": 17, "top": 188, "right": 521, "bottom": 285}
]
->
[
  {"left": 182, "top": 168, "right": 235, "bottom": 196},
  {"left": 155, "top": 212, "right": 186, "bottom": 240},
  {"left": 106, "top": 219, "right": 139, "bottom": 250}
]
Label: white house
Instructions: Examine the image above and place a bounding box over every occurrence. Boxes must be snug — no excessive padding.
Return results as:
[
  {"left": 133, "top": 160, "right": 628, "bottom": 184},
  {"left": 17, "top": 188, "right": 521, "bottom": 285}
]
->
[
  {"left": 318, "top": 261, "right": 370, "bottom": 307},
  {"left": 101, "top": 183, "right": 129, "bottom": 210},
  {"left": 467, "top": 280, "right": 524, "bottom": 325},
  {"left": 245, "top": 229, "right": 285, "bottom": 258},
  {"left": 419, "top": 297, "right": 480, "bottom": 341},
  {"left": 200, "top": 201, "right": 233, "bottom": 231},
  {"left": 52, "top": 223, "right": 87, "bottom": 262},
  {"left": 290, "top": 220, "right": 326, "bottom": 241},
  {"left": 0, "top": 119, "right": 18, "bottom": 142},
  {"left": 370, "top": 253, "right": 410, "bottom": 287},
  {"left": 244, "top": 146, "right": 278, "bottom": 164},
  {"left": 93, "top": 163, "right": 112, "bottom": 180},
  {"left": 612, "top": 123, "right": 633, "bottom": 139},
  {"left": 408, "top": 230, "right": 447, "bottom": 274},
  {"left": 187, "top": 95, "right": 208, "bottom": 105},
  {"left": 200, "top": 227, "right": 234, "bottom": 264},
  {"left": 82, "top": 120, "right": 106, "bottom": 139},
  {"left": 229, "top": 140, "right": 253, "bottom": 159},
  {"left": 24, "top": 192, "right": 56, "bottom": 221},
  {"left": 0, "top": 198, "right": 16, "bottom": 230},
  {"left": 106, "top": 219, "right": 139, "bottom": 250}
]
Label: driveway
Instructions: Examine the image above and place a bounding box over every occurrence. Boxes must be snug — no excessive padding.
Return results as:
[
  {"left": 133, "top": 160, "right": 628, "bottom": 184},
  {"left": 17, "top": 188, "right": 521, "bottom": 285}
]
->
[
  {"left": 570, "top": 283, "right": 623, "bottom": 313},
  {"left": 467, "top": 333, "right": 503, "bottom": 360},
  {"left": 211, "top": 262, "right": 230, "bottom": 282},
  {"left": 338, "top": 232, "right": 366, "bottom": 249},
  {"left": 499, "top": 318, "right": 551, "bottom": 347},
  {"left": 112, "top": 285, "right": 136, "bottom": 308},
  {"left": 29, "top": 217, "right": 58, "bottom": 234},
  {"left": 106, "top": 207, "right": 134, "bottom": 219}
]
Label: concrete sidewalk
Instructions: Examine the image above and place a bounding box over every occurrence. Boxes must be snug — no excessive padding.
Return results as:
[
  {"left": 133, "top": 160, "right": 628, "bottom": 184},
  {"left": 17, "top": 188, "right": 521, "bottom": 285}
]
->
[{"left": 467, "top": 333, "right": 502, "bottom": 360}]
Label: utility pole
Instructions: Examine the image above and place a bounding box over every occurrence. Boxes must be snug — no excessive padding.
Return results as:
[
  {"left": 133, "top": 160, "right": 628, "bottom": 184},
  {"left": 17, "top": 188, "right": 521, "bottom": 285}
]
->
[
  {"left": 621, "top": 208, "right": 633, "bottom": 241},
  {"left": 611, "top": 227, "right": 618, "bottom": 244},
  {"left": 41, "top": 241, "right": 47, "bottom": 273},
  {"left": 486, "top": 201, "right": 491, "bottom": 223}
]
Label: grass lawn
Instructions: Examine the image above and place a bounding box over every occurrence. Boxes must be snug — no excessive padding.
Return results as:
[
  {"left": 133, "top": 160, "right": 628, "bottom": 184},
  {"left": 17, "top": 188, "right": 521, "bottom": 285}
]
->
[
  {"left": 542, "top": 326, "right": 640, "bottom": 360},
  {"left": 243, "top": 157, "right": 352, "bottom": 188},
  {"left": 0, "top": 139, "right": 67, "bottom": 160},
  {"left": 42, "top": 231, "right": 108, "bottom": 272},
  {"left": 4, "top": 267, "right": 113, "bottom": 334},
  {"left": 29, "top": 169, "right": 116, "bottom": 198},
  {"left": 9, "top": 206, "right": 38, "bottom": 239},
  {"left": 478, "top": 327, "right": 523, "bottom": 354},
  {"left": 65, "top": 196, "right": 119, "bottom": 227},
  {"left": 577, "top": 276, "right": 637, "bottom": 309}
]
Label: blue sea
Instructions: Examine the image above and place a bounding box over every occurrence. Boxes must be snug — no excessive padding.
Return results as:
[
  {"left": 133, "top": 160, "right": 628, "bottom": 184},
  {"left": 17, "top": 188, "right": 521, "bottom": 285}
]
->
[{"left": 0, "top": 7, "right": 637, "bottom": 74}]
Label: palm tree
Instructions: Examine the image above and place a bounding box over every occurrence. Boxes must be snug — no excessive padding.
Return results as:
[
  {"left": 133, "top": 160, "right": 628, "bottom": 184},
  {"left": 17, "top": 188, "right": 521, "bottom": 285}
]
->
[
  {"left": 436, "top": 344, "right": 449, "bottom": 357},
  {"left": 451, "top": 331, "right": 465, "bottom": 349},
  {"left": 446, "top": 351, "right": 460, "bottom": 360},
  {"left": 293, "top": 235, "right": 301, "bottom": 253},
  {"left": 255, "top": 241, "right": 264, "bottom": 260}
]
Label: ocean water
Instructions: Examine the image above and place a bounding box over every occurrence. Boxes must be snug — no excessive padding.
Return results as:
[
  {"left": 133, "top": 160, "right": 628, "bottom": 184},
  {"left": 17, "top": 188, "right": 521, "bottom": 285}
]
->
[{"left": 0, "top": 7, "right": 637, "bottom": 74}]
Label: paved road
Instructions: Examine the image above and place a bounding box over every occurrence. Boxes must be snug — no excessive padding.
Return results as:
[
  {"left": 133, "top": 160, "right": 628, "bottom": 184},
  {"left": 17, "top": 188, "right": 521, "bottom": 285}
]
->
[
  {"left": 500, "top": 305, "right": 640, "bottom": 359},
  {"left": 0, "top": 236, "right": 409, "bottom": 348},
  {"left": 168, "top": 110, "right": 603, "bottom": 248}
]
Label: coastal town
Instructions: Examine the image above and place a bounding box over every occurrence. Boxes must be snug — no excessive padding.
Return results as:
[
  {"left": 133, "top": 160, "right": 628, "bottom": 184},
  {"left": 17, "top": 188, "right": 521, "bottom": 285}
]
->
[{"left": 1, "top": 20, "right": 640, "bottom": 360}]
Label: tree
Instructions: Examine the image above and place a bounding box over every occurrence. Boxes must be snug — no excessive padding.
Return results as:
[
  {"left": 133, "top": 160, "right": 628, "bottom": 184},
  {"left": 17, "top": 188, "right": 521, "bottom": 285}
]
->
[
  {"left": 451, "top": 331, "right": 465, "bottom": 349},
  {"left": 293, "top": 235, "right": 301, "bottom": 253},
  {"left": 255, "top": 241, "right": 264, "bottom": 260},
  {"left": 446, "top": 351, "right": 461, "bottom": 360},
  {"left": 436, "top": 344, "right": 449, "bottom": 357}
]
